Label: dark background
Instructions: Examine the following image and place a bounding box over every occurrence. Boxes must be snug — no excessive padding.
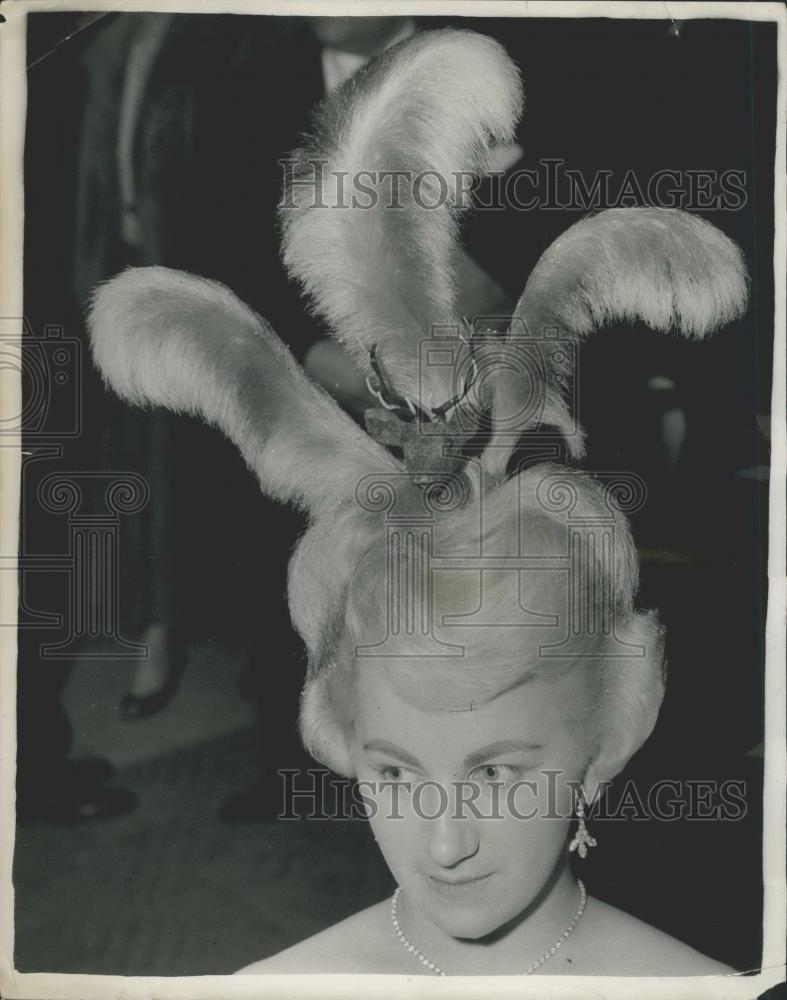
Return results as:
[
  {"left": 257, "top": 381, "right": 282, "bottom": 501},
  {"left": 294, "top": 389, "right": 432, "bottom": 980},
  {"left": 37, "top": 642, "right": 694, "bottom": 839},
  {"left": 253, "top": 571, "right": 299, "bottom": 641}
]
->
[{"left": 16, "top": 11, "right": 775, "bottom": 975}]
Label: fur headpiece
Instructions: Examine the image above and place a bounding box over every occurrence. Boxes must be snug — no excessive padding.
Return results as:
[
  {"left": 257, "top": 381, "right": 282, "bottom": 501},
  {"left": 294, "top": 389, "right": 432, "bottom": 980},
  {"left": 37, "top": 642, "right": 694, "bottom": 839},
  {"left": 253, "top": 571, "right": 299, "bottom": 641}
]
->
[
  {"left": 88, "top": 29, "right": 747, "bottom": 775},
  {"left": 281, "top": 29, "right": 522, "bottom": 413}
]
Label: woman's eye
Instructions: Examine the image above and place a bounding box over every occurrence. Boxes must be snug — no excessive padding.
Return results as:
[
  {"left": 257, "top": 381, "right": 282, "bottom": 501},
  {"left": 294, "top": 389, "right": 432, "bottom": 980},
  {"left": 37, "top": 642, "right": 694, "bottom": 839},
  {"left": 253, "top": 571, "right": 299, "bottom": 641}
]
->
[
  {"left": 379, "top": 765, "right": 407, "bottom": 781},
  {"left": 472, "top": 764, "right": 517, "bottom": 784}
]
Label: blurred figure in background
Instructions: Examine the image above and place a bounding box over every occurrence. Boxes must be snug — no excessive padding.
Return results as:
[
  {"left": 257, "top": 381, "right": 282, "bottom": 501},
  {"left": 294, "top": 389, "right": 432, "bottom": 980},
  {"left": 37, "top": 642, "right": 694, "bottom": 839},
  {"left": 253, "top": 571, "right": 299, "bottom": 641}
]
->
[{"left": 75, "top": 12, "right": 184, "bottom": 720}]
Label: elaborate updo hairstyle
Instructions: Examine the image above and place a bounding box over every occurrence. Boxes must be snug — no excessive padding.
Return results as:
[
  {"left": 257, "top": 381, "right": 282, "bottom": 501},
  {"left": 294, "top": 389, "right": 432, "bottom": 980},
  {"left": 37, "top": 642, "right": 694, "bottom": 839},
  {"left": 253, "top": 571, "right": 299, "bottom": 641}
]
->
[
  {"left": 88, "top": 30, "right": 747, "bottom": 780},
  {"left": 295, "top": 463, "right": 667, "bottom": 778}
]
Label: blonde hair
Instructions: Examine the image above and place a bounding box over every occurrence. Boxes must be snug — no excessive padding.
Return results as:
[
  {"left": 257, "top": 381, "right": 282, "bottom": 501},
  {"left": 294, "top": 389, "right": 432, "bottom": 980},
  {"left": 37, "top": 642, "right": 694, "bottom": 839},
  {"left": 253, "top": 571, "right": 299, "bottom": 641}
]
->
[{"left": 295, "top": 465, "right": 666, "bottom": 775}]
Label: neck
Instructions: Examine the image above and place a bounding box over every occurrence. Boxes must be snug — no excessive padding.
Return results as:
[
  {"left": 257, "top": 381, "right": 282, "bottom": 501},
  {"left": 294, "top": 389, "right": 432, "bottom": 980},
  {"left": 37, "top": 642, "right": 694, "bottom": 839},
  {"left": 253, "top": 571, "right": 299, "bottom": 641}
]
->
[{"left": 396, "top": 862, "right": 582, "bottom": 976}]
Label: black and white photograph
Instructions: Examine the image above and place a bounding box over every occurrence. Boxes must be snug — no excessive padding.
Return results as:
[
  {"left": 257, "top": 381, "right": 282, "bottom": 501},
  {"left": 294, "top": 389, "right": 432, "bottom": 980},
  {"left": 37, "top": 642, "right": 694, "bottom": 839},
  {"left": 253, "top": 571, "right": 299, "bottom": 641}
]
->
[{"left": 0, "top": 1, "right": 785, "bottom": 997}]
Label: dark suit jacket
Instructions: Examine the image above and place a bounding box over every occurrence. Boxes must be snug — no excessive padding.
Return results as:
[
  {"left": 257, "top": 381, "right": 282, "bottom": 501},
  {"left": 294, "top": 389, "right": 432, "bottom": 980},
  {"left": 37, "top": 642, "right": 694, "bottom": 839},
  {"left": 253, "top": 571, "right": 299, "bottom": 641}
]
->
[
  {"left": 76, "top": 15, "right": 221, "bottom": 303},
  {"left": 73, "top": 14, "right": 325, "bottom": 633}
]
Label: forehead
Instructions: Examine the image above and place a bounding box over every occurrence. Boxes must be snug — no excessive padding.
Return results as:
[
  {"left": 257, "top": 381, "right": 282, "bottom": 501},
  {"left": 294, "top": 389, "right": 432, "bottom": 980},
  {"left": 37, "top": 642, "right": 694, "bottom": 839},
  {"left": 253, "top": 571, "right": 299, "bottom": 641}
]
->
[{"left": 352, "top": 660, "right": 589, "bottom": 759}]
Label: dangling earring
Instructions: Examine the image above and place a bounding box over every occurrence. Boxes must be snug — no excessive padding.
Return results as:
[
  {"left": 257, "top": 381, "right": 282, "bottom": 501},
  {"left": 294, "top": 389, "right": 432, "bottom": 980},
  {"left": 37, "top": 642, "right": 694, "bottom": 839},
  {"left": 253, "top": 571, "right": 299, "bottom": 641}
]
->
[{"left": 568, "top": 787, "right": 597, "bottom": 859}]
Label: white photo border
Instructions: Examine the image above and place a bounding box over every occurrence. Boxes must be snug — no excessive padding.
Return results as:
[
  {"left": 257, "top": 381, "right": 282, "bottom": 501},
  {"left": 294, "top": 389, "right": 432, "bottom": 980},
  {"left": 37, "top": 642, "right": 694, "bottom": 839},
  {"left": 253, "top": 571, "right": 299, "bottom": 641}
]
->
[{"left": 0, "top": 2, "right": 784, "bottom": 998}]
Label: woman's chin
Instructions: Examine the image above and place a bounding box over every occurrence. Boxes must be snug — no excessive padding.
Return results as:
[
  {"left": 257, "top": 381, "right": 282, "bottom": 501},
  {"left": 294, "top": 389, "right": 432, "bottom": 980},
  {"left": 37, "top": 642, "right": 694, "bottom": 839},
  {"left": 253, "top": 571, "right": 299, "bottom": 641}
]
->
[
  {"left": 435, "top": 910, "right": 508, "bottom": 941},
  {"left": 418, "top": 896, "right": 513, "bottom": 942}
]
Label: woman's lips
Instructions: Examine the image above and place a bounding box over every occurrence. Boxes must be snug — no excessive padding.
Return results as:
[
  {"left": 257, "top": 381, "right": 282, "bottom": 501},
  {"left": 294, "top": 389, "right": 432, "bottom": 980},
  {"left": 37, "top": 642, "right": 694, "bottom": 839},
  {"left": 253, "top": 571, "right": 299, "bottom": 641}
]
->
[{"left": 425, "top": 872, "right": 494, "bottom": 898}]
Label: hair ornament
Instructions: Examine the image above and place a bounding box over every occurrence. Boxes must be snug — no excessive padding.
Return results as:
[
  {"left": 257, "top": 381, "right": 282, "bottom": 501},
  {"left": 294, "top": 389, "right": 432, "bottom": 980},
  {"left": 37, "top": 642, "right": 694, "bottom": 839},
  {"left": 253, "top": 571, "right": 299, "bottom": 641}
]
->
[{"left": 87, "top": 28, "right": 748, "bottom": 773}]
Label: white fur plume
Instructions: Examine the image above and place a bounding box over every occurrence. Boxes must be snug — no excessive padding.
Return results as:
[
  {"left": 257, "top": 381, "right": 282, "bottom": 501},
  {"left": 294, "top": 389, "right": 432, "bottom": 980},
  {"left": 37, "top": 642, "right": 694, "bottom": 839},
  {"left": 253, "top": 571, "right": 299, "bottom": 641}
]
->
[
  {"left": 280, "top": 29, "right": 523, "bottom": 411},
  {"left": 484, "top": 208, "right": 749, "bottom": 475},
  {"left": 88, "top": 266, "right": 400, "bottom": 515}
]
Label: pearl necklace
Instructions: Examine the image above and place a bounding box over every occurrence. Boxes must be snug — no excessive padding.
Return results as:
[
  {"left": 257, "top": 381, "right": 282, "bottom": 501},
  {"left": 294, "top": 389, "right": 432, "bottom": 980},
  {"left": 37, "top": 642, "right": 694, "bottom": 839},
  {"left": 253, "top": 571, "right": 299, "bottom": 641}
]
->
[{"left": 390, "top": 877, "right": 587, "bottom": 976}]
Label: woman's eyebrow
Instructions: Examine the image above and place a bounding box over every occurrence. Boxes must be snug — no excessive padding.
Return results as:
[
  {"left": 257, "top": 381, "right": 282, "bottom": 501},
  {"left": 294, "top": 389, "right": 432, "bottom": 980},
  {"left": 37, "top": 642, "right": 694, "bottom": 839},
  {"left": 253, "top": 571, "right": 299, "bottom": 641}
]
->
[
  {"left": 464, "top": 740, "right": 544, "bottom": 769},
  {"left": 362, "top": 740, "right": 422, "bottom": 770}
]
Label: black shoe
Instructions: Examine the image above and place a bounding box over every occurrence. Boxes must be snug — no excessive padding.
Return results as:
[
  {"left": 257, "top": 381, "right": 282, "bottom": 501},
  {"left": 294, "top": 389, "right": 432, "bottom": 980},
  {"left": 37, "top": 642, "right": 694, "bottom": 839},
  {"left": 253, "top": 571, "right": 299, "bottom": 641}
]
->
[
  {"left": 118, "top": 636, "right": 188, "bottom": 721},
  {"left": 119, "top": 687, "right": 174, "bottom": 721},
  {"left": 17, "top": 783, "right": 138, "bottom": 824}
]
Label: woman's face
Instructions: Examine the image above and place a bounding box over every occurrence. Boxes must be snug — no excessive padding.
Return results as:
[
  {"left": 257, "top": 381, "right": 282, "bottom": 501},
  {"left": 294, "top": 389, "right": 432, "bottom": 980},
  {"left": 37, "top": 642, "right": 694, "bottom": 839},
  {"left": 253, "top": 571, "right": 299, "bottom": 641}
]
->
[{"left": 351, "top": 662, "right": 592, "bottom": 941}]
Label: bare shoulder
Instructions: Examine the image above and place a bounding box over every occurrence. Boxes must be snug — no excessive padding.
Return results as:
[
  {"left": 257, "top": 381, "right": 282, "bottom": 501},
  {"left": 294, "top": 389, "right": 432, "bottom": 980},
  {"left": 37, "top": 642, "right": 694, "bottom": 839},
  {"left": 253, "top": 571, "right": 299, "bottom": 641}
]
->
[
  {"left": 235, "top": 898, "right": 395, "bottom": 975},
  {"left": 581, "top": 897, "right": 737, "bottom": 976},
  {"left": 234, "top": 892, "right": 738, "bottom": 977}
]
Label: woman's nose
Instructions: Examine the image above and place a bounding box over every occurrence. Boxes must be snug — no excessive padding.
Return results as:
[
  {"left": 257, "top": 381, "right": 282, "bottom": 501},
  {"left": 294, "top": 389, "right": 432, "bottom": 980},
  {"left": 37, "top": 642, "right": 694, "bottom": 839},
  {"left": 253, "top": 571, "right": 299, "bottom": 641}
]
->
[{"left": 426, "top": 808, "right": 480, "bottom": 869}]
